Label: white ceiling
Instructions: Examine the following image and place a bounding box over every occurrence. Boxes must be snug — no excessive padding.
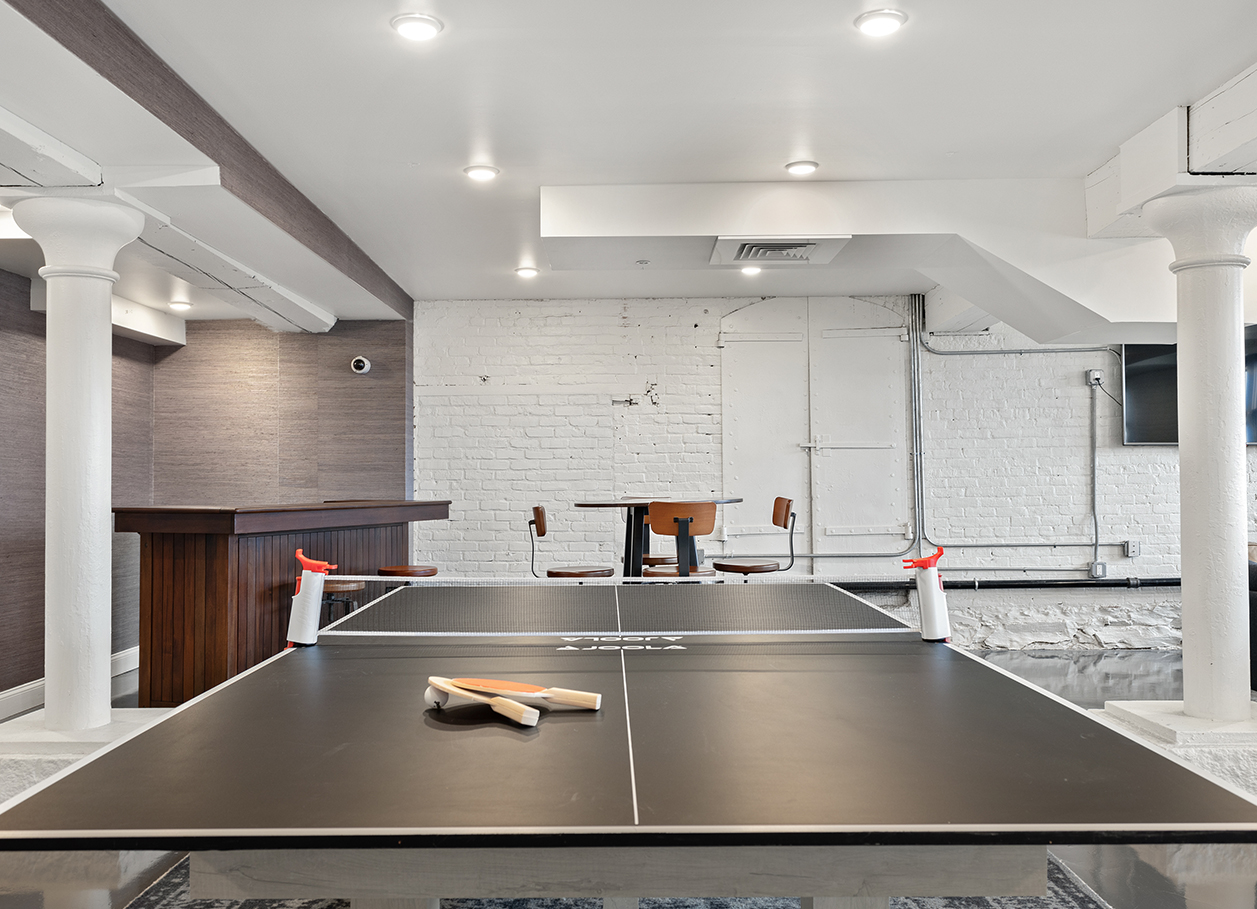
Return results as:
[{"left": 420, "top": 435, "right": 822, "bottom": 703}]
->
[
  {"left": 93, "top": 0, "right": 1257, "bottom": 303},
  {"left": 7, "top": 0, "right": 1257, "bottom": 313}
]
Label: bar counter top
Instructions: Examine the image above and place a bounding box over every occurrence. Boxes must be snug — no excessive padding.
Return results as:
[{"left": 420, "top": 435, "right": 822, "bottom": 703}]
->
[{"left": 113, "top": 499, "right": 452, "bottom": 535}]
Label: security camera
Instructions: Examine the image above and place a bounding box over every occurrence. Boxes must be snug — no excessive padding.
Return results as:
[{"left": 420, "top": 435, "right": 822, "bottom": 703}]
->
[{"left": 350, "top": 356, "right": 371, "bottom": 374}]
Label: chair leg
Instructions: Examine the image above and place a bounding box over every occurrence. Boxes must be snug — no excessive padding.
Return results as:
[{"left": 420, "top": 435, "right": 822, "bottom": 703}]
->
[{"left": 676, "top": 517, "right": 692, "bottom": 577}]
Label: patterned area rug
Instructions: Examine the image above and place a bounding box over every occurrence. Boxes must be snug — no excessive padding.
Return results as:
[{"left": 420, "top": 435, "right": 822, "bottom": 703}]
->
[{"left": 126, "top": 855, "right": 1108, "bottom": 909}]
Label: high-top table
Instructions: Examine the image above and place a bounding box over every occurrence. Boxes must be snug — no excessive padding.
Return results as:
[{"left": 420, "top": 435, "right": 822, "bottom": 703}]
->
[
  {"left": 575, "top": 497, "right": 741, "bottom": 576},
  {"left": 113, "top": 499, "right": 451, "bottom": 706}
]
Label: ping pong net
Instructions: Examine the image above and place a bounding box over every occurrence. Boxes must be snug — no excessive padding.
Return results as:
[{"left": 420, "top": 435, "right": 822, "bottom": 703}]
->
[{"left": 315, "top": 578, "right": 915, "bottom": 641}]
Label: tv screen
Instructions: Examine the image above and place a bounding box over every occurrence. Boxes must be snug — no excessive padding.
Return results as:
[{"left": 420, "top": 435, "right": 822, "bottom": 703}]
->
[{"left": 1123, "top": 331, "right": 1257, "bottom": 445}]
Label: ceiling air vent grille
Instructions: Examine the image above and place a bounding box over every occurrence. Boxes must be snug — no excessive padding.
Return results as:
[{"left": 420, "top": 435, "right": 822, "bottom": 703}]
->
[
  {"left": 709, "top": 235, "right": 851, "bottom": 267},
  {"left": 733, "top": 241, "right": 818, "bottom": 262}
]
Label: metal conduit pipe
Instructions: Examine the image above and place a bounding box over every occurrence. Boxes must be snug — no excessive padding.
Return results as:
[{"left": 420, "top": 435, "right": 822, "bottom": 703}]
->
[
  {"left": 774, "top": 296, "right": 1128, "bottom": 570},
  {"left": 838, "top": 577, "right": 1181, "bottom": 592},
  {"left": 914, "top": 294, "right": 1124, "bottom": 571}
]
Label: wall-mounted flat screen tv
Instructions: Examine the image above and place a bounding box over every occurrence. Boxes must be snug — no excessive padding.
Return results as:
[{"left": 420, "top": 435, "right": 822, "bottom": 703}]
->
[{"left": 1123, "top": 332, "right": 1257, "bottom": 445}]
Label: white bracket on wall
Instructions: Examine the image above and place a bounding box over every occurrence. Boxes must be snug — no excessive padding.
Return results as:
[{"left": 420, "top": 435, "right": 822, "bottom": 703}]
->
[
  {"left": 799, "top": 440, "right": 900, "bottom": 457},
  {"left": 824, "top": 524, "right": 914, "bottom": 538}
]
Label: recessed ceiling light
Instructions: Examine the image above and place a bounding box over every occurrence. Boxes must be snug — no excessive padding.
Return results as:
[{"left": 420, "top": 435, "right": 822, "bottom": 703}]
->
[
  {"left": 741, "top": 266, "right": 762, "bottom": 276},
  {"left": 391, "top": 14, "right": 443, "bottom": 41},
  {"left": 785, "top": 160, "right": 819, "bottom": 176},
  {"left": 169, "top": 301, "right": 192, "bottom": 312},
  {"left": 464, "top": 165, "right": 500, "bottom": 182},
  {"left": 515, "top": 266, "right": 539, "bottom": 278},
  {"left": 854, "top": 9, "right": 907, "bottom": 36}
]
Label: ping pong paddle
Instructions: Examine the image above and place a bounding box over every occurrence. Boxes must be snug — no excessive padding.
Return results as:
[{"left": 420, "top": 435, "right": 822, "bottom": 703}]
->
[
  {"left": 452, "top": 678, "right": 602, "bottom": 710},
  {"left": 427, "top": 676, "right": 540, "bottom": 726}
]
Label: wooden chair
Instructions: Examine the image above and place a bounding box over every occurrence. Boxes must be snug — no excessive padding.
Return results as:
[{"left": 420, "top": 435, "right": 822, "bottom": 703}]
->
[
  {"left": 640, "top": 512, "right": 678, "bottom": 567},
  {"left": 713, "top": 497, "right": 797, "bottom": 578},
  {"left": 529, "top": 506, "right": 616, "bottom": 578},
  {"left": 641, "top": 501, "right": 718, "bottom": 578}
]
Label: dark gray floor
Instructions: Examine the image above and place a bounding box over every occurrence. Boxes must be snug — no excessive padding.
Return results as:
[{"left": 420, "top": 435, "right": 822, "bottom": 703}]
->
[
  {"left": 984, "top": 650, "right": 1257, "bottom": 909},
  {"left": 979, "top": 649, "right": 1184, "bottom": 709}
]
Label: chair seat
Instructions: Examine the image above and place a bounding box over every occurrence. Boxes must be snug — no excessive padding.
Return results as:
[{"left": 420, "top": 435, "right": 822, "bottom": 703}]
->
[
  {"left": 642, "top": 565, "right": 717, "bottom": 578},
  {"left": 546, "top": 565, "right": 616, "bottom": 578},
  {"left": 642, "top": 554, "right": 678, "bottom": 566},
  {"left": 322, "top": 578, "right": 366, "bottom": 593},
  {"left": 712, "top": 558, "right": 781, "bottom": 574},
  {"left": 379, "top": 564, "right": 438, "bottom": 577}
]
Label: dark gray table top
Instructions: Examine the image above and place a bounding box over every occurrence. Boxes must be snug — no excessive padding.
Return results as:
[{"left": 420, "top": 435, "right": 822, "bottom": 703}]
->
[{"left": 2, "top": 583, "right": 1256, "bottom": 849}]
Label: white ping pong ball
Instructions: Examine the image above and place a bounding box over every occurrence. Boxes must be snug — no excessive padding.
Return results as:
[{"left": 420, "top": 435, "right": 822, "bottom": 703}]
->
[{"left": 424, "top": 686, "right": 448, "bottom": 709}]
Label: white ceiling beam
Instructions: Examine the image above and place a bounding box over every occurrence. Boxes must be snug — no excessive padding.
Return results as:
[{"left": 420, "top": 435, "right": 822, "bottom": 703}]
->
[
  {"left": 923, "top": 285, "right": 998, "bottom": 335},
  {"left": 542, "top": 180, "right": 1177, "bottom": 342},
  {"left": 1088, "top": 61, "right": 1257, "bottom": 237},
  {"left": 1084, "top": 155, "right": 1160, "bottom": 239},
  {"left": 1190, "top": 62, "right": 1257, "bottom": 173},
  {"left": 29, "top": 280, "right": 186, "bottom": 346},
  {"left": 1119, "top": 108, "right": 1190, "bottom": 213},
  {"left": 0, "top": 104, "right": 101, "bottom": 187},
  {"left": 121, "top": 205, "right": 337, "bottom": 334}
]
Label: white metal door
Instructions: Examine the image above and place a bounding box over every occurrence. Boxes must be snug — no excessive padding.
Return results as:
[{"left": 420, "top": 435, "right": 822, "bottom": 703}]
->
[
  {"left": 721, "top": 297, "right": 913, "bottom": 571},
  {"left": 807, "top": 298, "right": 912, "bottom": 556},
  {"left": 720, "top": 298, "right": 810, "bottom": 567}
]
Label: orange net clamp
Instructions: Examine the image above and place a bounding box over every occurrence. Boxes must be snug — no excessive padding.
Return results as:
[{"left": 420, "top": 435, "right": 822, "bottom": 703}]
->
[
  {"left": 294, "top": 548, "right": 338, "bottom": 594},
  {"left": 902, "top": 546, "right": 943, "bottom": 570}
]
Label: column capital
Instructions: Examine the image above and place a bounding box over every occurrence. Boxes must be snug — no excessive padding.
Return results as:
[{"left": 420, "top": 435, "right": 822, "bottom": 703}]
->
[
  {"left": 12, "top": 197, "right": 145, "bottom": 274},
  {"left": 1141, "top": 186, "right": 1257, "bottom": 268}
]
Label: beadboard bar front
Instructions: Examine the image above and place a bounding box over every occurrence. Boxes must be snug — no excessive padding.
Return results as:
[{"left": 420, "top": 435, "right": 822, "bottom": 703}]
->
[{"left": 116, "top": 501, "right": 451, "bottom": 707}]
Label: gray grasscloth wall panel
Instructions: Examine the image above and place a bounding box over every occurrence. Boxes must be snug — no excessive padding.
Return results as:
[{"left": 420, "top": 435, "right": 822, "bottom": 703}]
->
[
  {"left": 111, "top": 336, "right": 155, "bottom": 653},
  {"left": 151, "top": 320, "right": 408, "bottom": 507},
  {"left": 0, "top": 269, "right": 156, "bottom": 690},
  {"left": 0, "top": 269, "right": 47, "bottom": 690},
  {"left": 2, "top": 306, "right": 406, "bottom": 693}
]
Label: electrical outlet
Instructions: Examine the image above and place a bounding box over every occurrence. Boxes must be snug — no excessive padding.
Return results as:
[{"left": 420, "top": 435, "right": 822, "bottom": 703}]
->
[
  {"left": 1124, "top": 540, "right": 1140, "bottom": 558},
  {"left": 1090, "top": 561, "right": 1107, "bottom": 578},
  {"left": 1086, "top": 369, "right": 1104, "bottom": 386}
]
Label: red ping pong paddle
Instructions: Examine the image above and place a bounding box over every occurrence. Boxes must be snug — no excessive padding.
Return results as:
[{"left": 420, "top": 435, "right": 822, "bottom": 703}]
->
[{"left": 452, "top": 678, "right": 601, "bottom": 710}]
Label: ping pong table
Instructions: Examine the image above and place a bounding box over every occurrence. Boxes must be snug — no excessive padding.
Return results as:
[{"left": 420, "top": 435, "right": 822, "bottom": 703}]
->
[{"left": 2, "top": 581, "right": 1257, "bottom": 909}]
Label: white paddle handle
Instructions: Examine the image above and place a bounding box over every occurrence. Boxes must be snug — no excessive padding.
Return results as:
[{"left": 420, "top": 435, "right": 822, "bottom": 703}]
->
[
  {"left": 543, "top": 687, "right": 602, "bottom": 710},
  {"left": 428, "top": 676, "right": 539, "bottom": 726}
]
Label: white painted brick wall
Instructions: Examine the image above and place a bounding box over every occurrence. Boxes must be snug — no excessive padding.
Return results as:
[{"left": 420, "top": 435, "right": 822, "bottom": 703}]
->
[
  {"left": 413, "top": 299, "right": 736, "bottom": 576},
  {"left": 413, "top": 297, "right": 1257, "bottom": 649},
  {"left": 919, "top": 321, "right": 1174, "bottom": 574}
]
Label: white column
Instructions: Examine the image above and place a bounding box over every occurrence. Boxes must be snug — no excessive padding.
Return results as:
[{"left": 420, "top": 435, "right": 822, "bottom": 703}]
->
[
  {"left": 12, "top": 197, "right": 145, "bottom": 731},
  {"left": 1142, "top": 187, "right": 1257, "bottom": 723}
]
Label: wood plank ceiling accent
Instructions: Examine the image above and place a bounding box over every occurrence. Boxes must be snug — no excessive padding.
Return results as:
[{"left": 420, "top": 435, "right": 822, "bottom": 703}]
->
[{"left": 5, "top": 0, "right": 414, "bottom": 319}]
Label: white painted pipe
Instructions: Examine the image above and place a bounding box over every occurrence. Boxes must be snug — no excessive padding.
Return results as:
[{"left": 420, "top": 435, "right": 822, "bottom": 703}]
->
[
  {"left": 12, "top": 198, "right": 145, "bottom": 732},
  {"left": 1143, "top": 187, "right": 1257, "bottom": 723}
]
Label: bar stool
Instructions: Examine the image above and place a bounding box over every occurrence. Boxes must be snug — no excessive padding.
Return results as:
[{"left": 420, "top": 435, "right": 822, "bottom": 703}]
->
[
  {"left": 379, "top": 564, "right": 438, "bottom": 578},
  {"left": 321, "top": 578, "right": 366, "bottom": 621},
  {"left": 641, "top": 502, "right": 718, "bottom": 578},
  {"left": 713, "top": 497, "right": 796, "bottom": 579},
  {"left": 529, "top": 506, "right": 616, "bottom": 578}
]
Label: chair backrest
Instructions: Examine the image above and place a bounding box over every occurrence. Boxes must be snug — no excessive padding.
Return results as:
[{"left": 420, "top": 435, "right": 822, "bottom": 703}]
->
[
  {"left": 771, "top": 496, "right": 797, "bottom": 571},
  {"left": 647, "top": 501, "right": 717, "bottom": 537},
  {"left": 772, "top": 497, "right": 793, "bottom": 529},
  {"left": 528, "top": 506, "right": 549, "bottom": 578}
]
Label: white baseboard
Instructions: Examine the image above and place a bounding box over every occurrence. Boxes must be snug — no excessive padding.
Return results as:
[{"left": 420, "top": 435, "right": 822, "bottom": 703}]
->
[
  {"left": 111, "top": 645, "right": 139, "bottom": 676},
  {"left": 0, "top": 647, "right": 141, "bottom": 723}
]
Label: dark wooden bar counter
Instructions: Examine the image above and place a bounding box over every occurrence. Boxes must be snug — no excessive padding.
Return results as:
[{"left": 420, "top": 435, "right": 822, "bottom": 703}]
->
[{"left": 114, "top": 500, "right": 451, "bottom": 707}]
